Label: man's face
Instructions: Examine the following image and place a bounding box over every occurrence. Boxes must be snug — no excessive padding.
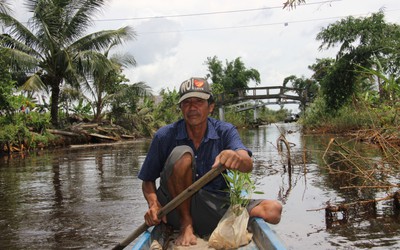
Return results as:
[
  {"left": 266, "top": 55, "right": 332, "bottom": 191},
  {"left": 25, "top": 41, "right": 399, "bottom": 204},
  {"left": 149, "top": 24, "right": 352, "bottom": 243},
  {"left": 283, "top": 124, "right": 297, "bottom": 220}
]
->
[{"left": 180, "top": 97, "right": 214, "bottom": 126}]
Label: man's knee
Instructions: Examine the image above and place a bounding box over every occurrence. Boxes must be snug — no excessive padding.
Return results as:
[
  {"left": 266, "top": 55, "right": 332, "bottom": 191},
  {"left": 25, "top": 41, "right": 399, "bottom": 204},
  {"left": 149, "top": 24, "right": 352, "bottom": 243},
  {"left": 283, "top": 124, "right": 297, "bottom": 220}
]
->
[
  {"left": 267, "top": 200, "right": 282, "bottom": 224},
  {"left": 163, "top": 146, "right": 194, "bottom": 179},
  {"left": 174, "top": 152, "right": 193, "bottom": 171},
  {"left": 250, "top": 200, "right": 282, "bottom": 224}
]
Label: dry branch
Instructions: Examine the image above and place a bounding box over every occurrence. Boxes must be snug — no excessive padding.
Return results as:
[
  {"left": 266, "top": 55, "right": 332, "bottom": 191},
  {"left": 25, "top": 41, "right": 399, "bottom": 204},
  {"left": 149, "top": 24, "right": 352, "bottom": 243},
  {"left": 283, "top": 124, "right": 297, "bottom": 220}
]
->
[
  {"left": 307, "top": 191, "right": 400, "bottom": 213},
  {"left": 277, "top": 134, "right": 292, "bottom": 168}
]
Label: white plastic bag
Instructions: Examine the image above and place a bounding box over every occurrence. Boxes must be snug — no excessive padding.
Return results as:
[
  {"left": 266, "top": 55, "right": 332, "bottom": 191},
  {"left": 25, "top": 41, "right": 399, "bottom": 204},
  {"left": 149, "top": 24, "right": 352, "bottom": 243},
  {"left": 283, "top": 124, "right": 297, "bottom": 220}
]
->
[{"left": 208, "top": 204, "right": 252, "bottom": 249}]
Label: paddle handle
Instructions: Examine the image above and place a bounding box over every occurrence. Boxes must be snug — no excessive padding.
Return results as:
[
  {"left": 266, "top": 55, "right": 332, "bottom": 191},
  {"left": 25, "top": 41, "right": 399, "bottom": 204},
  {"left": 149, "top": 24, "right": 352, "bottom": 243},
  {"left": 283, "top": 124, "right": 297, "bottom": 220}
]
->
[
  {"left": 111, "top": 164, "right": 225, "bottom": 250},
  {"left": 158, "top": 164, "right": 225, "bottom": 217},
  {"left": 112, "top": 222, "right": 148, "bottom": 250}
]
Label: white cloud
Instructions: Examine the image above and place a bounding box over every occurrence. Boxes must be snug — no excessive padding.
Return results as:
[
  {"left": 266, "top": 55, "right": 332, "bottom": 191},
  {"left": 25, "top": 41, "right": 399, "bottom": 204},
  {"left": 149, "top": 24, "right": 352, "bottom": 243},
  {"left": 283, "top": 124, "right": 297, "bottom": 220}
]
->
[
  {"left": 130, "top": 18, "right": 182, "bottom": 65},
  {"left": 10, "top": 0, "right": 400, "bottom": 96}
]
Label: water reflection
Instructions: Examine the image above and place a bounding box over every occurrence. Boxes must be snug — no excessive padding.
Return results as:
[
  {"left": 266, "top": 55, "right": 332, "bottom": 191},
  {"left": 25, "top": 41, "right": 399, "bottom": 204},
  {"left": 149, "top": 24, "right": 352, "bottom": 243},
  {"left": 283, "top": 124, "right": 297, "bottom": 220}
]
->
[
  {"left": 241, "top": 123, "right": 400, "bottom": 249},
  {"left": 0, "top": 125, "right": 399, "bottom": 249},
  {"left": 0, "top": 141, "right": 150, "bottom": 250}
]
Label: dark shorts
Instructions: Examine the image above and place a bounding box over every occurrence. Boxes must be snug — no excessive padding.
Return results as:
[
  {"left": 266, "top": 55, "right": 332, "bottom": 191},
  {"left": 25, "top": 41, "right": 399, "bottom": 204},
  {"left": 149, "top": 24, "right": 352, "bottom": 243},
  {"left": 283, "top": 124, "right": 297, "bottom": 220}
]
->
[{"left": 156, "top": 145, "right": 262, "bottom": 236}]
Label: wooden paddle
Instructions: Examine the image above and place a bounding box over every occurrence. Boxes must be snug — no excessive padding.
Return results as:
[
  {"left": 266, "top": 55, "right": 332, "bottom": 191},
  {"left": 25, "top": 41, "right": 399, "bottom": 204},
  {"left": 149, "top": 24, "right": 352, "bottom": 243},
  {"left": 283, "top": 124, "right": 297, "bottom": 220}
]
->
[{"left": 111, "top": 164, "right": 225, "bottom": 250}]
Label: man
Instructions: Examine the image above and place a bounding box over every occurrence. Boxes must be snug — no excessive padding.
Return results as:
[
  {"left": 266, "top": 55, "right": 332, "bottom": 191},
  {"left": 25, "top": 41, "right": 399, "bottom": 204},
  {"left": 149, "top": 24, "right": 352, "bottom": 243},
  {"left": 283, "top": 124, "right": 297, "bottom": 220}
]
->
[{"left": 138, "top": 77, "right": 282, "bottom": 246}]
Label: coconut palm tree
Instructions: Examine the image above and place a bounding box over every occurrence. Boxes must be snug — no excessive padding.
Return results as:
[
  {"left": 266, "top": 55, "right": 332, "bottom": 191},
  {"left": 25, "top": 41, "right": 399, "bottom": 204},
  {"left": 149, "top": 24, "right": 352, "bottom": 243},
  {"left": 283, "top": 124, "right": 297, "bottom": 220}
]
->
[
  {"left": 82, "top": 43, "right": 138, "bottom": 123},
  {"left": 0, "top": 0, "right": 136, "bottom": 127}
]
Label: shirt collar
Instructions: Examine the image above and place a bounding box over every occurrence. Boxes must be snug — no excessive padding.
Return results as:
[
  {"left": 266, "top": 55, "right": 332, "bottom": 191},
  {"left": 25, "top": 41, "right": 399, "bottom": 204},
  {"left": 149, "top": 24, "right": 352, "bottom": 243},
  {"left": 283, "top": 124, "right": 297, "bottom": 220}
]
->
[{"left": 176, "top": 118, "right": 220, "bottom": 141}]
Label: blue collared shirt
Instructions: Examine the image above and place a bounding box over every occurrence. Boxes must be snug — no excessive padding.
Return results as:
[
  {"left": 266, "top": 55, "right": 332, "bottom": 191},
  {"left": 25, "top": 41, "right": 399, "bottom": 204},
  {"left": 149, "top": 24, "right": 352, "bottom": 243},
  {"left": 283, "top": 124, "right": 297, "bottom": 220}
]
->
[{"left": 138, "top": 117, "right": 252, "bottom": 192}]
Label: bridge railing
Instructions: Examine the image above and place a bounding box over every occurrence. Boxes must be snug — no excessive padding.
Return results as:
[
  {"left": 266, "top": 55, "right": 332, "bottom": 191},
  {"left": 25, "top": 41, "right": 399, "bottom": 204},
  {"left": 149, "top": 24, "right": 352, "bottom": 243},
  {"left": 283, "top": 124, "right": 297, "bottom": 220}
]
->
[{"left": 214, "top": 86, "right": 305, "bottom": 106}]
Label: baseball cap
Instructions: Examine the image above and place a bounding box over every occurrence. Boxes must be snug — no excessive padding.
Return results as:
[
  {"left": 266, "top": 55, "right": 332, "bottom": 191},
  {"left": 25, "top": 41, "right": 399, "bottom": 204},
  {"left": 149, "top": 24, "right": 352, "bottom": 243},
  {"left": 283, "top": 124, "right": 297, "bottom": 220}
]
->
[{"left": 178, "top": 77, "right": 212, "bottom": 103}]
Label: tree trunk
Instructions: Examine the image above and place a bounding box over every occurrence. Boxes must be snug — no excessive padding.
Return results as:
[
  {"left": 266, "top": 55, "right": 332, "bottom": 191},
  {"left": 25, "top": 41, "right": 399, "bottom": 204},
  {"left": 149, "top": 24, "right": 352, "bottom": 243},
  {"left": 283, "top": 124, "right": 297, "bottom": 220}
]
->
[
  {"left": 94, "top": 95, "right": 102, "bottom": 123},
  {"left": 50, "top": 84, "right": 61, "bottom": 128}
]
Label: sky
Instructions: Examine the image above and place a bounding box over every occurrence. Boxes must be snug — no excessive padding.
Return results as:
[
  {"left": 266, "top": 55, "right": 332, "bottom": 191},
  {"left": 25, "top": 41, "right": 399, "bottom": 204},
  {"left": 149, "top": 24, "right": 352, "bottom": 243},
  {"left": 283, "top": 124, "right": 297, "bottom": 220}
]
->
[{"left": 10, "top": 0, "right": 400, "bottom": 100}]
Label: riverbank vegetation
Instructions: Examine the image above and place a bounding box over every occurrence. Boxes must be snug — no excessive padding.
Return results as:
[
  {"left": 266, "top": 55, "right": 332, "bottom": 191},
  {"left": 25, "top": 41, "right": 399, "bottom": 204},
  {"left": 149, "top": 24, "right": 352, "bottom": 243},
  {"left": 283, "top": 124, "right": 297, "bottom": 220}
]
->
[
  {"left": 294, "top": 10, "right": 400, "bottom": 216},
  {"left": 300, "top": 11, "right": 399, "bottom": 137},
  {"left": 1, "top": 1, "right": 399, "bottom": 155}
]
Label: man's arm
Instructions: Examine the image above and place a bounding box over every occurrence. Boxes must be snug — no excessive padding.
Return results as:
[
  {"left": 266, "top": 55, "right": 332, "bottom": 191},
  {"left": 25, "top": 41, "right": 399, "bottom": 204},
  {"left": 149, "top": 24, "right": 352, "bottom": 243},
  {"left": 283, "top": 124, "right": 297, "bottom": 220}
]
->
[
  {"left": 212, "top": 149, "right": 253, "bottom": 173},
  {"left": 142, "top": 181, "right": 165, "bottom": 226}
]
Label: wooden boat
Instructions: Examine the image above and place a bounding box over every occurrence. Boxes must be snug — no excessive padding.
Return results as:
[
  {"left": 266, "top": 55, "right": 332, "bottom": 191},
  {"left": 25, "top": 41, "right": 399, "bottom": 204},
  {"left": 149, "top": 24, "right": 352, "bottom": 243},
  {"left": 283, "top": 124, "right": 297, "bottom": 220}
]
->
[{"left": 131, "top": 217, "right": 286, "bottom": 250}]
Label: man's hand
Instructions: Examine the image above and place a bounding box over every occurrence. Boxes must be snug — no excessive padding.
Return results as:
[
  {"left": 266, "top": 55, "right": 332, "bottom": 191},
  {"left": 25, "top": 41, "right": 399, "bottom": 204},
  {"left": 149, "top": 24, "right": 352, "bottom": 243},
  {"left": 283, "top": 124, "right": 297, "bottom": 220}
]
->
[
  {"left": 212, "top": 149, "right": 252, "bottom": 172},
  {"left": 142, "top": 181, "right": 167, "bottom": 226},
  {"left": 144, "top": 201, "right": 166, "bottom": 226}
]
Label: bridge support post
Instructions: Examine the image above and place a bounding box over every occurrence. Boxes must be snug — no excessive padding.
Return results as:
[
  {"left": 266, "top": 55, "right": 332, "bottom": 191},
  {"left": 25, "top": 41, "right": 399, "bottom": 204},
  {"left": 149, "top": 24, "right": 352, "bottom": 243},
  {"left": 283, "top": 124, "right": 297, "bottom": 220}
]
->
[
  {"left": 218, "top": 106, "right": 225, "bottom": 122},
  {"left": 253, "top": 107, "right": 258, "bottom": 122}
]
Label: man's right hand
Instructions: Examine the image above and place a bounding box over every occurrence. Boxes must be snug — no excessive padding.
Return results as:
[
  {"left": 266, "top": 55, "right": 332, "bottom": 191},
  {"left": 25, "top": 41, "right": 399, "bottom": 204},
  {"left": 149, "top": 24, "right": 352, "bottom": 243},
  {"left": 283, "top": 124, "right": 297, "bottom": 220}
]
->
[
  {"left": 142, "top": 181, "right": 167, "bottom": 226},
  {"left": 144, "top": 201, "right": 167, "bottom": 226}
]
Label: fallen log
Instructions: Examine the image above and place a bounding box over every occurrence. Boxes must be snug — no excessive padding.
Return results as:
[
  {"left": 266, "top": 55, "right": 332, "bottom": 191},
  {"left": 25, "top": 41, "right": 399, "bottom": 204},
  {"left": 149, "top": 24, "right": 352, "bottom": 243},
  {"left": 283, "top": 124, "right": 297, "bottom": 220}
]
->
[
  {"left": 47, "top": 129, "right": 80, "bottom": 137},
  {"left": 74, "top": 123, "right": 98, "bottom": 129},
  {"left": 121, "top": 134, "right": 135, "bottom": 139},
  {"left": 69, "top": 139, "right": 144, "bottom": 149},
  {"left": 69, "top": 142, "right": 117, "bottom": 149},
  {"left": 90, "top": 133, "right": 119, "bottom": 141}
]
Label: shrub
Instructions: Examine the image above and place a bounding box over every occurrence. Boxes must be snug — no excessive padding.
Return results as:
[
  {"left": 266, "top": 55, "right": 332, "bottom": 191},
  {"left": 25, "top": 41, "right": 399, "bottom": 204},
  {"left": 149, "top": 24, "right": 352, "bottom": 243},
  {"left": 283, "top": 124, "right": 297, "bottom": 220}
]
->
[{"left": 25, "top": 112, "right": 51, "bottom": 133}]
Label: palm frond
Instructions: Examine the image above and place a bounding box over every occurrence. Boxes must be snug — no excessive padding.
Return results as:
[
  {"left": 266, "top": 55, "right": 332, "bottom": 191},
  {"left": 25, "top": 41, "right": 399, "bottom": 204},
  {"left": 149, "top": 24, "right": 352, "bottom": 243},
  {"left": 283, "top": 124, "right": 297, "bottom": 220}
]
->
[
  {"left": 72, "top": 26, "right": 136, "bottom": 52},
  {"left": 0, "top": 12, "right": 41, "bottom": 50},
  {"left": 1, "top": 47, "right": 39, "bottom": 71},
  {"left": 110, "top": 52, "right": 137, "bottom": 68},
  {"left": 61, "top": 85, "right": 84, "bottom": 100},
  {"left": 64, "top": 0, "right": 107, "bottom": 40},
  {"left": 19, "top": 74, "right": 47, "bottom": 92},
  {"left": 131, "top": 82, "right": 153, "bottom": 97},
  {"left": 0, "top": 34, "right": 41, "bottom": 58},
  {"left": 75, "top": 49, "right": 114, "bottom": 75},
  {"left": 0, "top": 0, "right": 12, "bottom": 14},
  {"left": 283, "top": 0, "right": 306, "bottom": 9}
]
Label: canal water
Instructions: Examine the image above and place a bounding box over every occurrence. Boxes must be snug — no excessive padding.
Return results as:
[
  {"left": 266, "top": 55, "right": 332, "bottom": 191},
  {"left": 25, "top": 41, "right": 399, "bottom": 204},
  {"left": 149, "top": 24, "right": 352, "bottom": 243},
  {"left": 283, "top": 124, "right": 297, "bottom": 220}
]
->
[{"left": 0, "top": 123, "right": 399, "bottom": 249}]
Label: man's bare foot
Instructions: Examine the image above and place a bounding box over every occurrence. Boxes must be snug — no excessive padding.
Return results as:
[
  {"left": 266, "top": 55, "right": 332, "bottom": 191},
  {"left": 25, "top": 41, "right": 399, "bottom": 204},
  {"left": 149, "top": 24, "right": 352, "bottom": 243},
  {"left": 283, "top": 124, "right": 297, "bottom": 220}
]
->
[{"left": 174, "top": 224, "right": 197, "bottom": 246}]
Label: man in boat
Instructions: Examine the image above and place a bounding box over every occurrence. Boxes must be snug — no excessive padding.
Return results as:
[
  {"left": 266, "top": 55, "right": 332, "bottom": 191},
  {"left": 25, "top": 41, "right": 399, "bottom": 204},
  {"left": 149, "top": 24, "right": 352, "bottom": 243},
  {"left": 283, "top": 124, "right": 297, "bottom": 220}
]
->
[{"left": 138, "top": 77, "right": 282, "bottom": 246}]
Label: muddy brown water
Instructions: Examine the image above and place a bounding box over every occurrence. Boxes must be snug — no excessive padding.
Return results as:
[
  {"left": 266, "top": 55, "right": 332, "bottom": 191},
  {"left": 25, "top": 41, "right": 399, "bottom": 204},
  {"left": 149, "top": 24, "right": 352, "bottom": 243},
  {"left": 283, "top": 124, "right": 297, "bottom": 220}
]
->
[{"left": 0, "top": 123, "right": 399, "bottom": 249}]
